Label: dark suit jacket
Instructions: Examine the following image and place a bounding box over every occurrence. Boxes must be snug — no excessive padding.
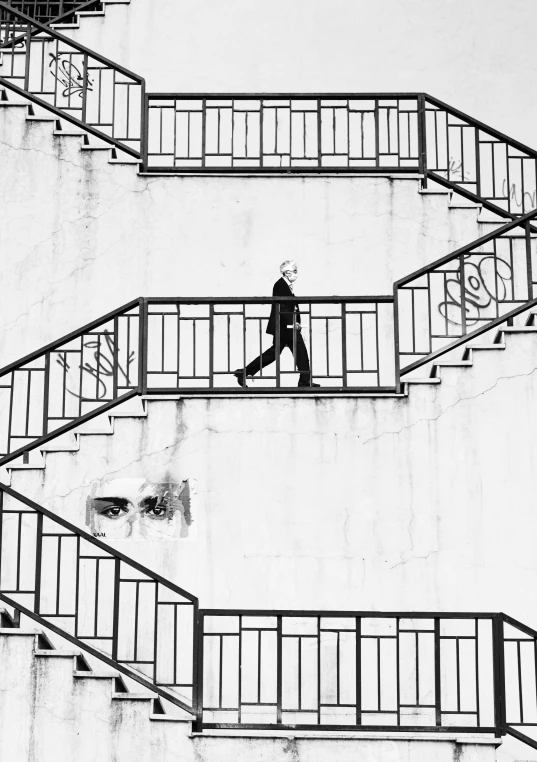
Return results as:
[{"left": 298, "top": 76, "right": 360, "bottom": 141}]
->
[{"left": 266, "top": 277, "right": 301, "bottom": 335}]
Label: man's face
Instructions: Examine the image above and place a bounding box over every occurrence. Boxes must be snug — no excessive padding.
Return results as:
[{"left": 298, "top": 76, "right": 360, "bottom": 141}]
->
[
  {"left": 87, "top": 478, "right": 190, "bottom": 540},
  {"left": 284, "top": 267, "right": 298, "bottom": 283}
]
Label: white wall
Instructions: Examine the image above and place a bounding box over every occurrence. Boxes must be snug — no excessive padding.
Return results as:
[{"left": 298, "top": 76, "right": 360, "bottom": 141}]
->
[
  {"left": 0, "top": 104, "right": 485, "bottom": 366},
  {"left": 11, "top": 325, "right": 537, "bottom": 627},
  {"left": 67, "top": 0, "right": 537, "bottom": 149}
]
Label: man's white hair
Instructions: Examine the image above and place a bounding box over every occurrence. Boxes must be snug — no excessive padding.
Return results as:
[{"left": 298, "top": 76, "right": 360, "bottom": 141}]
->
[{"left": 280, "top": 260, "right": 297, "bottom": 274}]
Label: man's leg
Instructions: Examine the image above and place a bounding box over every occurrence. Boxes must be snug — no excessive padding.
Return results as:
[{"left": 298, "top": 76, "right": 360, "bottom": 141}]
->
[
  {"left": 244, "top": 342, "right": 278, "bottom": 377},
  {"left": 291, "top": 331, "right": 312, "bottom": 385}
]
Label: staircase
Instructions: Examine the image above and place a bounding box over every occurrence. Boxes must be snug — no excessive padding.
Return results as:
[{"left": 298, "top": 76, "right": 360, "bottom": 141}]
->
[{"left": 2, "top": 2, "right": 537, "bottom": 757}]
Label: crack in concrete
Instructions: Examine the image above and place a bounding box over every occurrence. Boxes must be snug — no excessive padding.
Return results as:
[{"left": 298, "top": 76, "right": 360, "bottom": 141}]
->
[{"left": 362, "top": 364, "right": 537, "bottom": 447}]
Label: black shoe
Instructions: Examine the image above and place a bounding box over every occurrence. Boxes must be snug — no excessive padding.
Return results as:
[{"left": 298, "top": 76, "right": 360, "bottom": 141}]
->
[
  {"left": 298, "top": 381, "right": 321, "bottom": 388},
  {"left": 233, "top": 369, "right": 248, "bottom": 388}
]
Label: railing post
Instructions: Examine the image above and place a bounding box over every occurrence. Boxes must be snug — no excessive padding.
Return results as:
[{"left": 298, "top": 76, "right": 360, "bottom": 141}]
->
[
  {"left": 526, "top": 221, "right": 534, "bottom": 301},
  {"left": 192, "top": 607, "right": 204, "bottom": 732},
  {"left": 276, "top": 614, "right": 282, "bottom": 723},
  {"left": 34, "top": 512, "right": 43, "bottom": 614},
  {"left": 138, "top": 298, "right": 148, "bottom": 395},
  {"left": 209, "top": 304, "right": 214, "bottom": 389},
  {"left": 275, "top": 303, "right": 281, "bottom": 388},
  {"left": 418, "top": 93, "right": 428, "bottom": 189},
  {"left": 111, "top": 557, "right": 120, "bottom": 660},
  {"left": 492, "top": 613, "right": 506, "bottom": 737},
  {"left": 393, "top": 286, "right": 402, "bottom": 394},
  {"left": 434, "top": 616, "right": 442, "bottom": 727},
  {"left": 141, "top": 89, "right": 149, "bottom": 172},
  {"left": 459, "top": 254, "right": 468, "bottom": 336}
]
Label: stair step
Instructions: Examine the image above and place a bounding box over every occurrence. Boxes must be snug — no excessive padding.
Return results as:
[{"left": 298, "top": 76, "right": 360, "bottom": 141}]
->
[
  {"left": 35, "top": 649, "right": 80, "bottom": 658},
  {"left": 0, "top": 628, "right": 40, "bottom": 636},
  {"left": 403, "top": 378, "right": 441, "bottom": 384},
  {"left": 112, "top": 692, "right": 157, "bottom": 701},
  {"left": 73, "top": 671, "right": 119, "bottom": 679}
]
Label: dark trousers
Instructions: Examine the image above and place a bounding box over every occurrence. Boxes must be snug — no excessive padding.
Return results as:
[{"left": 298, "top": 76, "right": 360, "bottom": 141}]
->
[{"left": 244, "top": 329, "right": 311, "bottom": 384}]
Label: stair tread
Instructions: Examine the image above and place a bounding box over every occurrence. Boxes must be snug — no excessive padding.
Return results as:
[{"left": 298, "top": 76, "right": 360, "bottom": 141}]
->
[
  {"left": 73, "top": 671, "right": 118, "bottom": 678},
  {"left": 403, "top": 378, "right": 441, "bottom": 384},
  {"left": 112, "top": 692, "right": 157, "bottom": 700},
  {"left": 35, "top": 649, "right": 79, "bottom": 657},
  {"left": 0, "top": 628, "right": 38, "bottom": 635}
]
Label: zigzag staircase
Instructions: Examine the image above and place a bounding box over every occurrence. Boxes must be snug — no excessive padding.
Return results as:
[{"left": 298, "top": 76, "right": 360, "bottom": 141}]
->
[{"left": 2, "top": 0, "right": 537, "bottom": 751}]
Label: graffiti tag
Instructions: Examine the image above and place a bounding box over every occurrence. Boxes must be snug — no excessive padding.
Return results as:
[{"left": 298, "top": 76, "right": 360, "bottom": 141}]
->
[{"left": 56, "top": 330, "right": 136, "bottom": 400}]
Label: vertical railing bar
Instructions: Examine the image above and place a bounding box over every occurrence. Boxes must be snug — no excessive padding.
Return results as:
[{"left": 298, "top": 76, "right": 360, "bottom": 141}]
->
[
  {"left": 341, "top": 302, "right": 348, "bottom": 388},
  {"left": 456, "top": 637, "right": 461, "bottom": 712},
  {"left": 356, "top": 615, "right": 361, "bottom": 727},
  {"left": 298, "top": 635, "right": 302, "bottom": 710},
  {"left": 492, "top": 614, "right": 506, "bottom": 736},
  {"left": 277, "top": 615, "right": 282, "bottom": 724},
  {"left": 173, "top": 604, "right": 178, "bottom": 687},
  {"left": 112, "top": 317, "right": 119, "bottom": 398},
  {"left": 25, "top": 370, "right": 31, "bottom": 437},
  {"left": 475, "top": 122, "right": 481, "bottom": 198},
  {"left": 209, "top": 303, "right": 214, "bottom": 389},
  {"left": 133, "top": 580, "right": 140, "bottom": 663},
  {"left": 92, "top": 557, "right": 100, "bottom": 637},
  {"left": 34, "top": 511, "right": 43, "bottom": 614},
  {"left": 434, "top": 617, "right": 441, "bottom": 727},
  {"left": 460, "top": 254, "right": 467, "bottom": 336},
  {"left": 517, "top": 640, "right": 523, "bottom": 724},
  {"left": 218, "top": 633, "right": 223, "bottom": 710},
  {"left": 237, "top": 615, "right": 242, "bottom": 724},
  {"left": 475, "top": 618, "right": 481, "bottom": 727},
  {"left": 415, "top": 629, "right": 419, "bottom": 707},
  {"left": 393, "top": 286, "right": 402, "bottom": 393},
  {"left": 525, "top": 222, "right": 534, "bottom": 301},
  {"left": 395, "top": 618, "right": 400, "bottom": 726},
  {"left": 111, "top": 557, "right": 120, "bottom": 660},
  {"left": 42, "top": 352, "right": 51, "bottom": 437},
  {"left": 275, "top": 304, "right": 281, "bottom": 388},
  {"left": 56, "top": 534, "right": 62, "bottom": 615},
  {"left": 318, "top": 616, "right": 322, "bottom": 724}
]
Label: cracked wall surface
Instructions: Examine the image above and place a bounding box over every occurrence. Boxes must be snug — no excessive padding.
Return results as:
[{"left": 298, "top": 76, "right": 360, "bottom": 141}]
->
[
  {"left": 62, "top": 0, "right": 537, "bottom": 149},
  {"left": 10, "top": 328, "right": 537, "bottom": 626},
  {"left": 0, "top": 102, "right": 488, "bottom": 365}
]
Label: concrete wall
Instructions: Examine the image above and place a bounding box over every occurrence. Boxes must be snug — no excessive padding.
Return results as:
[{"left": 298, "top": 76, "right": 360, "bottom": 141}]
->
[
  {"left": 66, "top": 0, "right": 537, "bottom": 149},
  {"left": 0, "top": 103, "right": 485, "bottom": 366},
  {"left": 10, "top": 325, "right": 537, "bottom": 627}
]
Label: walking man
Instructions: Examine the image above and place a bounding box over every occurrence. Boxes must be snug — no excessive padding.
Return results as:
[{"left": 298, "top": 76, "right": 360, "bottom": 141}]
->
[{"left": 234, "top": 261, "right": 320, "bottom": 388}]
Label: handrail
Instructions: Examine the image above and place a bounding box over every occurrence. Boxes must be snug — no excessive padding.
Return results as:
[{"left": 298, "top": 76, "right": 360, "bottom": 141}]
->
[
  {"left": 0, "top": 481, "right": 198, "bottom": 713},
  {"left": 0, "top": 1, "right": 145, "bottom": 158},
  {"left": 395, "top": 208, "right": 537, "bottom": 376},
  {"left": 0, "top": 295, "right": 397, "bottom": 466}
]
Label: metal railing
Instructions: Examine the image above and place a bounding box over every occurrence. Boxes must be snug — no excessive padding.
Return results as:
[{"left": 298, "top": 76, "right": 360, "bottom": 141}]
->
[
  {"left": 197, "top": 609, "right": 537, "bottom": 747},
  {"left": 424, "top": 95, "right": 537, "bottom": 219},
  {"left": 145, "top": 94, "right": 424, "bottom": 173},
  {"left": 0, "top": 25, "right": 536, "bottom": 216},
  {"left": 0, "top": 298, "right": 140, "bottom": 466},
  {"left": 0, "top": 482, "right": 197, "bottom": 712},
  {"left": 395, "top": 208, "right": 537, "bottom": 376},
  {"left": 0, "top": 296, "right": 396, "bottom": 466},
  {"left": 1, "top": 481, "right": 537, "bottom": 746},
  {"left": 0, "top": 1, "right": 144, "bottom": 158},
  {"left": 1, "top": 0, "right": 102, "bottom": 25}
]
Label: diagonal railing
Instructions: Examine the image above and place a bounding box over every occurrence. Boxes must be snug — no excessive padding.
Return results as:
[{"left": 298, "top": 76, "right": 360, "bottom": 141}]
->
[
  {"left": 0, "top": 298, "right": 142, "bottom": 466},
  {"left": 424, "top": 94, "right": 537, "bottom": 220},
  {"left": 0, "top": 481, "right": 198, "bottom": 712},
  {"left": 0, "top": 1, "right": 144, "bottom": 158},
  {"left": 395, "top": 208, "right": 537, "bottom": 377}
]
